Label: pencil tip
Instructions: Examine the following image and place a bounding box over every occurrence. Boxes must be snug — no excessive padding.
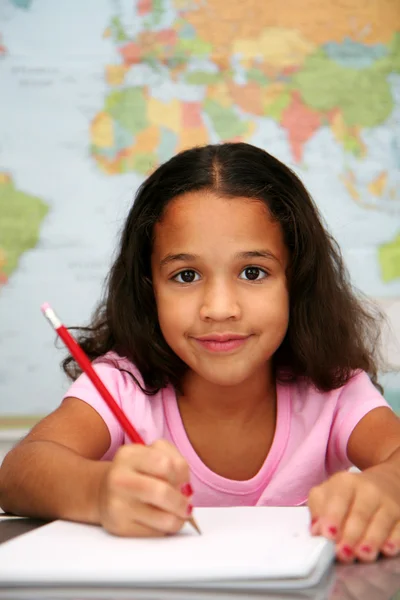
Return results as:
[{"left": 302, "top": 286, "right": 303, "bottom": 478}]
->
[{"left": 189, "top": 516, "right": 202, "bottom": 535}]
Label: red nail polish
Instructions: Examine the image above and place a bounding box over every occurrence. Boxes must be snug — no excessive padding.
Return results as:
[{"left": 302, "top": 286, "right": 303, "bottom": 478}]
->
[
  {"left": 341, "top": 545, "right": 353, "bottom": 558},
  {"left": 328, "top": 526, "right": 338, "bottom": 536},
  {"left": 311, "top": 518, "right": 318, "bottom": 526},
  {"left": 181, "top": 483, "right": 193, "bottom": 497},
  {"left": 384, "top": 541, "right": 396, "bottom": 551},
  {"left": 187, "top": 504, "right": 193, "bottom": 516},
  {"left": 360, "top": 545, "right": 372, "bottom": 554}
]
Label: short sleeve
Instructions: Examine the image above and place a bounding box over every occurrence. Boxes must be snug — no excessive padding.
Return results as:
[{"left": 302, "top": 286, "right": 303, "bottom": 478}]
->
[
  {"left": 63, "top": 361, "right": 129, "bottom": 460},
  {"left": 326, "top": 371, "right": 392, "bottom": 474}
]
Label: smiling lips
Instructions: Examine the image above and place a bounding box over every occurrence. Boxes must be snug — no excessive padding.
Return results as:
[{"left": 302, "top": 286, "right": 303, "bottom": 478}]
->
[{"left": 193, "top": 333, "right": 251, "bottom": 353}]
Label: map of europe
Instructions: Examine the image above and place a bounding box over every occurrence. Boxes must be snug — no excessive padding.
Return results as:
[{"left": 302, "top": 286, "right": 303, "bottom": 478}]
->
[{"left": 0, "top": 0, "right": 399, "bottom": 416}]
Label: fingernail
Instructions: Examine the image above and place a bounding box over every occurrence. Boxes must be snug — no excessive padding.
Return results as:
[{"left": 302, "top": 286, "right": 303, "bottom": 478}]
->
[
  {"left": 186, "top": 504, "right": 193, "bottom": 516},
  {"left": 384, "top": 541, "right": 398, "bottom": 554},
  {"left": 310, "top": 518, "right": 319, "bottom": 535},
  {"left": 358, "top": 544, "right": 377, "bottom": 561},
  {"left": 340, "top": 545, "right": 353, "bottom": 558},
  {"left": 328, "top": 525, "right": 338, "bottom": 537},
  {"left": 181, "top": 483, "right": 193, "bottom": 497}
]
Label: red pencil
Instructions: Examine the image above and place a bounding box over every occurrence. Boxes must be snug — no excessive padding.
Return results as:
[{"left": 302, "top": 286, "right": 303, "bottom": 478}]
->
[{"left": 41, "top": 302, "right": 201, "bottom": 535}]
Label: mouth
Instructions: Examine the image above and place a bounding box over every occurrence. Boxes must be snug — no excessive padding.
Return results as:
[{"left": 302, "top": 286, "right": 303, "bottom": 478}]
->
[{"left": 192, "top": 334, "right": 251, "bottom": 353}]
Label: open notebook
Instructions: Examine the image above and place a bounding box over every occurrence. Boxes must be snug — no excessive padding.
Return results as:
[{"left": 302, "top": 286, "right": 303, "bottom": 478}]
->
[{"left": 0, "top": 507, "right": 335, "bottom": 591}]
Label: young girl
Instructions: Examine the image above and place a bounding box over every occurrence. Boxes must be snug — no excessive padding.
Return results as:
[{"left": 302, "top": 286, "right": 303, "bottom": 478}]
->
[{"left": 1, "top": 143, "right": 400, "bottom": 564}]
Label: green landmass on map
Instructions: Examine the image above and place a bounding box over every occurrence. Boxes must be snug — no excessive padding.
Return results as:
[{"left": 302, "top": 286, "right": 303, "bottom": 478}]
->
[
  {"left": 0, "top": 175, "right": 48, "bottom": 282},
  {"left": 379, "top": 232, "right": 400, "bottom": 283},
  {"left": 92, "top": 0, "right": 400, "bottom": 178},
  {"left": 292, "top": 47, "right": 395, "bottom": 127}
]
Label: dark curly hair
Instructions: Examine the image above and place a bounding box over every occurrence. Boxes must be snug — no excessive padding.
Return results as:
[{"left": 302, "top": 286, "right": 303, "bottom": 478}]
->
[{"left": 63, "top": 142, "right": 384, "bottom": 394}]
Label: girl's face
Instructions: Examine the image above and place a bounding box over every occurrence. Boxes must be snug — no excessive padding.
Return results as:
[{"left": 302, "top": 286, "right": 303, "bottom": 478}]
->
[{"left": 151, "top": 191, "right": 290, "bottom": 388}]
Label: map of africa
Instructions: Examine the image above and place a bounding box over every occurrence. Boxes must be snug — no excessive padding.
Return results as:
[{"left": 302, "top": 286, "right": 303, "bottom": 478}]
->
[{"left": 0, "top": 0, "right": 399, "bottom": 417}]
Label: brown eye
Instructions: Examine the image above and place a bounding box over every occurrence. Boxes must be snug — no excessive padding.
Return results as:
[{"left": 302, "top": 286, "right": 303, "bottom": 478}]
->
[
  {"left": 239, "top": 267, "right": 267, "bottom": 281},
  {"left": 174, "top": 270, "right": 199, "bottom": 283}
]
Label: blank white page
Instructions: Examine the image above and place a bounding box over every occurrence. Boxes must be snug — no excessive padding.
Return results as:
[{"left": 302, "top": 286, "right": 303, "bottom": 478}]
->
[{"left": 0, "top": 507, "right": 335, "bottom": 590}]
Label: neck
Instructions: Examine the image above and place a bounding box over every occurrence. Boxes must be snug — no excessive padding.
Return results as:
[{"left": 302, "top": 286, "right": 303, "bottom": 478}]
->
[{"left": 179, "top": 363, "right": 276, "bottom": 422}]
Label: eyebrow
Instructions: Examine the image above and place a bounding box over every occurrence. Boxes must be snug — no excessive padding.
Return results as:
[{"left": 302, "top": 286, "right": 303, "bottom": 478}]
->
[
  {"left": 235, "top": 250, "right": 280, "bottom": 263},
  {"left": 160, "top": 253, "right": 198, "bottom": 268},
  {"left": 159, "top": 250, "right": 280, "bottom": 268}
]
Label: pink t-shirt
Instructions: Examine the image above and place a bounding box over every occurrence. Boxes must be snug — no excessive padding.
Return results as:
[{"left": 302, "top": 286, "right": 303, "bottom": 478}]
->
[{"left": 63, "top": 352, "right": 390, "bottom": 508}]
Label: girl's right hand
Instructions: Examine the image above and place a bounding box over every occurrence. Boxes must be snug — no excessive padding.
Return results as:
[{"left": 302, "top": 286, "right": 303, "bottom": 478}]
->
[{"left": 98, "top": 439, "right": 193, "bottom": 537}]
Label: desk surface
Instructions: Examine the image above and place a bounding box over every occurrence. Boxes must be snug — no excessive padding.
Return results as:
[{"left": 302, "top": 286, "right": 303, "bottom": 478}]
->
[{"left": 1, "top": 517, "right": 400, "bottom": 600}]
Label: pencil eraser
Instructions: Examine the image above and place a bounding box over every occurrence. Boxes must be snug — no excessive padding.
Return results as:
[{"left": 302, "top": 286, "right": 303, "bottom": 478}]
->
[{"left": 40, "top": 302, "right": 51, "bottom": 313}]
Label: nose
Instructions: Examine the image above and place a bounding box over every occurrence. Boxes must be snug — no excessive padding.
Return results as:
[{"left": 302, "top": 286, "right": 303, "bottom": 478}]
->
[{"left": 199, "top": 278, "right": 241, "bottom": 322}]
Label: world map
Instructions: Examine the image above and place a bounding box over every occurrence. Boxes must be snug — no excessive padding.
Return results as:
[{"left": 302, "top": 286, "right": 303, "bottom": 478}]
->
[{"left": 0, "top": 0, "right": 399, "bottom": 417}]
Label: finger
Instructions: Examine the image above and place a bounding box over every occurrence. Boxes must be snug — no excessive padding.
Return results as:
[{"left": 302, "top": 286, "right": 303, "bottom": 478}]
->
[
  {"left": 354, "top": 507, "right": 397, "bottom": 562},
  {"left": 128, "top": 500, "right": 187, "bottom": 535},
  {"left": 106, "top": 517, "right": 164, "bottom": 538},
  {"left": 101, "top": 495, "right": 164, "bottom": 538},
  {"left": 336, "top": 492, "right": 382, "bottom": 562},
  {"left": 382, "top": 521, "right": 400, "bottom": 558},
  {"left": 307, "top": 484, "right": 326, "bottom": 534},
  {"left": 114, "top": 444, "right": 189, "bottom": 488},
  {"left": 110, "top": 468, "right": 191, "bottom": 520},
  {"left": 151, "top": 439, "right": 191, "bottom": 487},
  {"left": 307, "top": 474, "right": 356, "bottom": 539},
  {"left": 309, "top": 484, "right": 354, "bottom": 542},
  {"left": 106, "top": 495, "right": 187, "bottom": 537}
]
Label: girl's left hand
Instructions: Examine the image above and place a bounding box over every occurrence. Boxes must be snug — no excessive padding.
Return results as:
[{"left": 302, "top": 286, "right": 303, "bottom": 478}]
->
[{"left": 308, "top": 466, "right": 400, "bottom": 563}]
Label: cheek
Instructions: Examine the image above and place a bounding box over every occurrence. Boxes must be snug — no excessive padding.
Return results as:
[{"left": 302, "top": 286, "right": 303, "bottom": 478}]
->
[
  {"left": 154, "top": 288, "right": 193, "bottom": 340},
  {"left": 257, "top": 282, "right": 289, "bottom": 335},
  {"left": 157, "top": 304, "right": 180, "bottom": 334}
]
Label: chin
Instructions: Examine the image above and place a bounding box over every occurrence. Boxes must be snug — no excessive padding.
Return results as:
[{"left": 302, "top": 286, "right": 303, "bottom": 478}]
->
[{"left": 200, "top": 368, "right": 252, "bottom": 388}]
